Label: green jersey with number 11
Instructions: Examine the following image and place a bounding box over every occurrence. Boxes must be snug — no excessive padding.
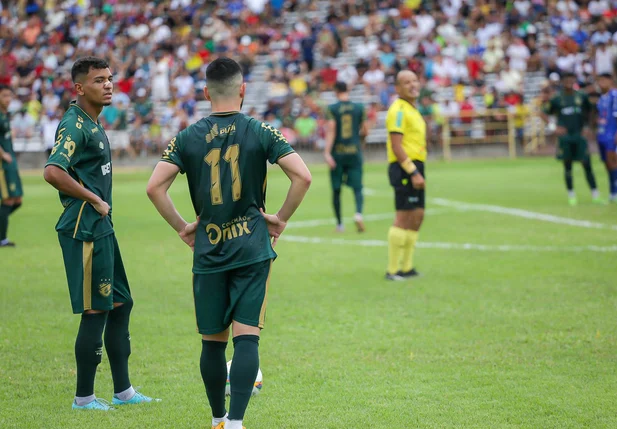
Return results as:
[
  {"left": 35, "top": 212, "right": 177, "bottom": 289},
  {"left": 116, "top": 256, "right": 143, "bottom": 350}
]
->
[{"left": 161, "top": 112, "right": 294, "bottom": 274}]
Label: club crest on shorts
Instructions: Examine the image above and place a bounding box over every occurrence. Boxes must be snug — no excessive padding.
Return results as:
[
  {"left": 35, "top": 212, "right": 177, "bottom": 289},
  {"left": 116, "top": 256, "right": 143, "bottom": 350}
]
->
[
  {"left": 9, "top": 183, "right": 16, "bottom": 191},
  {"left": 99, "top": 141, "right": 104, "bottom": 150},
  {"left": 98, "top": 280, "right": 112, "bottom": 297}
]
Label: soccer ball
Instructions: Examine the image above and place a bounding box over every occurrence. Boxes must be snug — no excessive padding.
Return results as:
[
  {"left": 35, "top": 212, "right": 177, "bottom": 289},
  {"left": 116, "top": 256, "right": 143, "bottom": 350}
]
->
[{"left": 225, "top": 360, "right": 263, "bottom": 396}]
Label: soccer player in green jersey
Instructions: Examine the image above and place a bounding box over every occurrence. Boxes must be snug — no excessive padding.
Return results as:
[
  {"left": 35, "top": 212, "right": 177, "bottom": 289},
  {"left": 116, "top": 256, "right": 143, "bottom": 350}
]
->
[
  {"left": 324, "top": 81, "right": 367, "bottom": 232},
  {"left": 541, "top": 72, "right": 602, "bottom": 205},
  {"left": 0, "top": 84, "right": 24, "bottom": 247},
  {"left": 147, "top": 57, "right": 311, "bottom": 429},
  {"left": 44, "top": 57, "right": 156, "bottom": 411}
]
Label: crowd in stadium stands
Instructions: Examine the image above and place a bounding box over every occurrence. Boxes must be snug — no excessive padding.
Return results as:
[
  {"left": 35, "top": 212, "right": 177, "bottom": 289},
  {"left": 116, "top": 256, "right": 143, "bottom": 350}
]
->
[{"left": 1, "top": 0, "right": 617, "bottom": 157}]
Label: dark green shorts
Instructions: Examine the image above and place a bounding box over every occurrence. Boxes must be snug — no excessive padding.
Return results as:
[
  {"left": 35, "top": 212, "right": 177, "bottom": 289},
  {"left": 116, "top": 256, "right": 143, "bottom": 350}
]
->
[
  {"left": 58, "top": 233, "right": 132, "bottom": 314},
  {"left": 330, "top": 155, "right": 363, "bottom": 191},
  {"left": 193, "top": 259, "right": 272, "bottom": 335},
  {"left": 557, "top": 136, "right": 589, "bottom": 161},
  {"left": 0, "top": 160, "right": 23, "bottom": 200}
]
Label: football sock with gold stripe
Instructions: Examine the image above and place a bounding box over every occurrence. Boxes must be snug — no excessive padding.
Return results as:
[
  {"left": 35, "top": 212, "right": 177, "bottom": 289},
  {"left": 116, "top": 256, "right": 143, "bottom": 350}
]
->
[
  {"left": 105, "top": 300, "right": 133, "bottom": 394},
  {"left": 401, "top": 230, "right": 419, "bottom": 273},
  {"left": 228, "top": 335, "right": 259, "bottom": 421},
  {"left": 75, "top": 311, "right": 107, "bottom": 398},
  {"left": 387, "top": 226, "right": 407, "bottom": 275}
]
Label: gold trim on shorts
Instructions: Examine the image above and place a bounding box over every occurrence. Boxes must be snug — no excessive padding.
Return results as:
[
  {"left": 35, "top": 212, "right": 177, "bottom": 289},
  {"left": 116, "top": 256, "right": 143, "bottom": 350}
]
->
[
  {"left": 73, "top": 201, "right": 87, "bottom": 238},
  {"left": 258, "top": 260, "right": 273, "bottom": 328},
  {"left": 0, "top": 166, "right": 8, "bottom": 199},
  {"left": 82, "top": 241, "right": 94, "bottom": 311}
]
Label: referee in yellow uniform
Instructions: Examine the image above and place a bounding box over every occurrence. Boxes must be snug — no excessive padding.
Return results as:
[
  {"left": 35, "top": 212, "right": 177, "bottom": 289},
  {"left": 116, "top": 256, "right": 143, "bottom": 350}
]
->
[{"left": 385, "top": 70, "right": 426, "bottom": 281}]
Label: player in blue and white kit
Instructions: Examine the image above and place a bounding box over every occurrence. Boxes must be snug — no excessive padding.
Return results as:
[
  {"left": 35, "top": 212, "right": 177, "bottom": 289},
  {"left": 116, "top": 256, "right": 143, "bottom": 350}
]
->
[{"left": 596, "top": 73, "right": 617, "bottom": 202}]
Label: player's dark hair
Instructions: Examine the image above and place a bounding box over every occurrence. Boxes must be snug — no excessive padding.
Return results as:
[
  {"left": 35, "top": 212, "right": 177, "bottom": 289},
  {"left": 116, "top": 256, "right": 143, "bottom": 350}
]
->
[
  {"left": 0, "top": 83, "right": 12, "bottom": 92},
  {"left": 561, "top": 72, "right": 576, "bottom": 79},
  {"left": 599, "top": 73, "right": 613, "bottom": 79},
  {"left": 334, "top": 81, "right": 348, "bottom": 93},
  {"left": 71, "top": 57, "right": 109, "bottom": 83},
  {"left": 206, "top": 57, "right": 243, "bottom": 99},
  {"left": 206, "top": 57, "right": 242, "bottom": 84}
]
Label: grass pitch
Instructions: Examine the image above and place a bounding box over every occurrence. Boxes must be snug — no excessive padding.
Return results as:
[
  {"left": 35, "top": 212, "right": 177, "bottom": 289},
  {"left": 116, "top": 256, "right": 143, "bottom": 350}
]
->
[{"left": 1, "top": 157, "right": 616, "bottom": 428}]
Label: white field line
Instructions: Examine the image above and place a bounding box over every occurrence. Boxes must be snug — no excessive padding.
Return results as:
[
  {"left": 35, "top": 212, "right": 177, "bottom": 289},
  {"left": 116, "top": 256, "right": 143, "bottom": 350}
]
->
[
  {"left": 286, "top": 208, "right": 451, "bottom": 230},
  {"left": 431, "top": 198, "right": 617, "bottom": 231},
  {"left": 281, "top": 235, "right": 617, "bottom": 253}
]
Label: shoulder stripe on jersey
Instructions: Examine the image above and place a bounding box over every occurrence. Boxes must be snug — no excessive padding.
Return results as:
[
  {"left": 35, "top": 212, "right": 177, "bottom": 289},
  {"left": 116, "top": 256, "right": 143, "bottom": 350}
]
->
[
  {"left": 70, "top": 103, "right": 98, "bottom": 124},
  {"left": 395, "top": 111, "right": 403, "bottom": 128},
  {"left": 276, "top": 150, "right": 295, "bottom": 161},
  {"left": 44, "top": 162, "right": 69, "bottom": 173}
]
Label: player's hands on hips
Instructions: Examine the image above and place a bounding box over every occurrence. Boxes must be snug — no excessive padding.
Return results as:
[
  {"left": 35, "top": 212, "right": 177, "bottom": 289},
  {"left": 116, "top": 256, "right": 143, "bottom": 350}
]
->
[
  {"left": 1, "top": 152, "right": 12, "bottom": 163},
  {"left": 555, "top": 126, "right": 567, "bottom": 137},
  {"left": 260, "top": 208, "right": 286, "bottom": 247},
  {"left": 324, "top": 153, "right": 336, "bottom": 170},
  {"left": 179, "top": 217, "right": 199, "bottom": 251},
  {"left": 92, "top": 198, "right": 110, "bottom": 217},
  {"left": 411, "top": 172, "right": 425, "bottom": 190}
]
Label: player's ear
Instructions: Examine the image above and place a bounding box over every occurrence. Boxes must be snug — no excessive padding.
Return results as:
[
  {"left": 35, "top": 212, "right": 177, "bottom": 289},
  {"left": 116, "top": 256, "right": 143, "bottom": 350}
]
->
[
  {"left": 203, "top": 86, "right": 211, "bottom": 102},
  {"left": 74, "top": 82, "right": 85, "bottom": 96},
  {"left": 239, "top": 82, "right": 246, "bottom": 99}
]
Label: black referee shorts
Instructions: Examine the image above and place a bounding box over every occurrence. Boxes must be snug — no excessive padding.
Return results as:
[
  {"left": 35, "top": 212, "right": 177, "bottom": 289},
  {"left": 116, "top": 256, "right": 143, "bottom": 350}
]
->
[{"left": 388, "top": 161, "right": 425, "bottom": 211}]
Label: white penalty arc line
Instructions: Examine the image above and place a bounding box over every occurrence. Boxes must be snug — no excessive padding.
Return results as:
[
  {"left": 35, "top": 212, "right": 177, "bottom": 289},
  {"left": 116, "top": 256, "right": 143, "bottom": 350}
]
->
[
  {"left": 281, "top": 235, "right": 617, "bottom": 253},
  {"left": 431, "top": 198, "right": 617, "bottom": 231}
]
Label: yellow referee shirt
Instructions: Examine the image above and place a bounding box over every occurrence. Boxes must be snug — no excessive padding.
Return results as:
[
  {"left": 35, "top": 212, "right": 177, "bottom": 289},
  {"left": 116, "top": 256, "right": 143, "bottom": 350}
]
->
[{"left": 385, "top": 98, "right": 427, "bottom": 163}]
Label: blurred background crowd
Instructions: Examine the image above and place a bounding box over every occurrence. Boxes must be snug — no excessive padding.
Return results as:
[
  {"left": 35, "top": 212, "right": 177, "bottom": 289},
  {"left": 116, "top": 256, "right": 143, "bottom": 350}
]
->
[{"left": 1, "top": 0, "right": 616, "bottom": 158}]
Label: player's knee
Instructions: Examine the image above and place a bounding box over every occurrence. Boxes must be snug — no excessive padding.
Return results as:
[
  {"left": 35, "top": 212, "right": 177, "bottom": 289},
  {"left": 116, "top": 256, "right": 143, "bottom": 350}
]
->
[
  {"left": 83, "top": 309, "right": 106, "bottom": 315},
  {"left": 202, "top": 328, "right": 230, "bottom": 342},
  {"left": 113, "top": 299, "right": 133, "bottom": 314},
  {"left": 232, "top": 321, "right": 260, "bottom": 338}
]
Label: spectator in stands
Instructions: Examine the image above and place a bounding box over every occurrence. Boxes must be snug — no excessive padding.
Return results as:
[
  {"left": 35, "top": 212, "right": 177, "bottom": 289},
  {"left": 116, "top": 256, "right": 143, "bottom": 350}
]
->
[
  {"left": 319, "top": 61, "right": 338, "bottom": 91},
  {"left": 294, "top": 108, "right": 318, "bottom": 149},
  {"left": 41, "top": 87, "right": 60, "bottom": 117},
  {"left": 483, "top": 38, "right": 505, "bottom": 73},
  {"left": 594, "top": 41, "right": 614, "bottom": 76},
  {"left": 337, "top": 62, "right": 359, "bottom": 89},
  {"left": 11, "top": 107, "right": 35, "bottom": 139},
  {"left": 173, "top": 68, "right": 195, "bottom": 99},
  {"left": 280, "top": 119, "right": 297, "bottom": 146},
  {"left": 507, "top": 37, "right": 531, "bottom": 72},
  {"left": 362, "top": 58, "right": 385, "bottom": 96},
  {"left": 41, "top": 108, "right": 62, "bottom": 159},
  {"left": 134, "top": 88, "right": 154, "bottom": 125}
]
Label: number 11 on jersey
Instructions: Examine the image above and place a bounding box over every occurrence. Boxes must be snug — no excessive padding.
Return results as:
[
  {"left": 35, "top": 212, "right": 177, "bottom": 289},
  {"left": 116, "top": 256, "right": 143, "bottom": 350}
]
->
[{"left": 204, "top": 145, "right": 242, "bottom": 205}]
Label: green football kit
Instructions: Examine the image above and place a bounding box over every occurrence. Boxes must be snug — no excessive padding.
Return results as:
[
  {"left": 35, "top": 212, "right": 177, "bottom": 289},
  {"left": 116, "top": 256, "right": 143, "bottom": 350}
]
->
[{"left": 161, "top": 111, "right": 294, "bottom": 334}]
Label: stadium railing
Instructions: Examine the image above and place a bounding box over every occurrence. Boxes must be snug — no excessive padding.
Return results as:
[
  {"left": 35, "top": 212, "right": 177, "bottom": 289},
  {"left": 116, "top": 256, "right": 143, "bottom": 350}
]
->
[{"left": 439, "top": 107, "right": 547, "bottom": 161}]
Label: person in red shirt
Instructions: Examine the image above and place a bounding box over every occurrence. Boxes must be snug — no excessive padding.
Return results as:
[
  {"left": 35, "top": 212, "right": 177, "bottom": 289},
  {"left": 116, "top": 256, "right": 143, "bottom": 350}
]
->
[
  {"left": 319, "top": 62, "right": 338, "bottom": 91},
  {"left": 460, "top": 97, "right": 474, "bottom": 125}
]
